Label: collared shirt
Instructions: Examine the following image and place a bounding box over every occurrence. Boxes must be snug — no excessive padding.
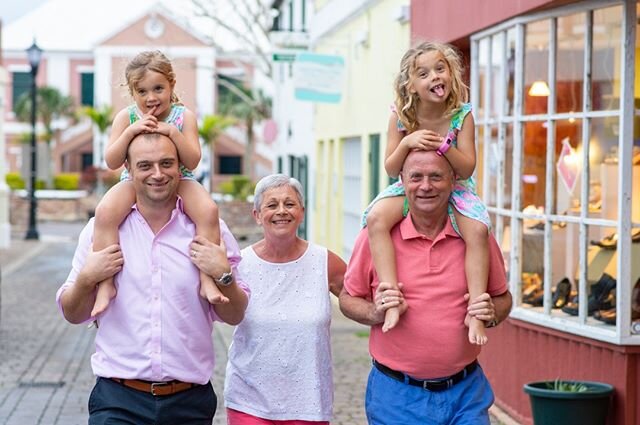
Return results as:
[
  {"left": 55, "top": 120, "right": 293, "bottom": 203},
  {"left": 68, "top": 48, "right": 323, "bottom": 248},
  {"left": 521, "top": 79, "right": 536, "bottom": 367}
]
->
[
  {"left": 56, "top": 198, "right": 249, "bottom": 385},
  {"left": 344, "top": 213, "right": 508, "bottom": 380}
]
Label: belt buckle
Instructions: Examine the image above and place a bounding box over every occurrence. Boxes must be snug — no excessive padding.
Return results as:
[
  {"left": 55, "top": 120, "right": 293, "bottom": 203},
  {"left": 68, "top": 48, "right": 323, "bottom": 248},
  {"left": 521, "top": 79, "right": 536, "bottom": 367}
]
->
[
  {"left": 150, "top": 382, "right": 168, "bottom": 396},
  {"left": 422, "top": 378, "right": 453, "bottom": 391}
]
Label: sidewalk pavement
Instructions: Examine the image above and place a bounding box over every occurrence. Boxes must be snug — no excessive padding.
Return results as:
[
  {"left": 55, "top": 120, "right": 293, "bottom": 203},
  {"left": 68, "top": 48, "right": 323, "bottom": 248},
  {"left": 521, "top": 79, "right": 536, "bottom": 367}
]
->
[{"left": 0, "top": 220, "right": 517, "bottom": 425}]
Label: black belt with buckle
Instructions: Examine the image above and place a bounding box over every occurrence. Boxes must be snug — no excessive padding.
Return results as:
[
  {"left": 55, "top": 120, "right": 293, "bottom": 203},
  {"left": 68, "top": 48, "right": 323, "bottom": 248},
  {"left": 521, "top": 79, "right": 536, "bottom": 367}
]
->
[{"left": 372, "top": 359, "right": 478, "bottom": 391}]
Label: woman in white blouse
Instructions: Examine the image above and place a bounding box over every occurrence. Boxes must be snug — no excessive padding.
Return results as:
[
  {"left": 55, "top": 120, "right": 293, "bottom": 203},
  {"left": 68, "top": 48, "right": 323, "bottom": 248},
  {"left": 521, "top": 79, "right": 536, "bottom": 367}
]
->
[{"left": 223, "top": 174, "right": 346, "bottom": 425}]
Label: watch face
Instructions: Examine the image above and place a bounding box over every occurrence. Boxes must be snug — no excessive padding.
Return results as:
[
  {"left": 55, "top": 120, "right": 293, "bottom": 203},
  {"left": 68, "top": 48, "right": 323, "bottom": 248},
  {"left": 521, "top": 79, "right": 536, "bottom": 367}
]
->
[{"left": 216, "top": 272, "right": 233, "bottom": 286}]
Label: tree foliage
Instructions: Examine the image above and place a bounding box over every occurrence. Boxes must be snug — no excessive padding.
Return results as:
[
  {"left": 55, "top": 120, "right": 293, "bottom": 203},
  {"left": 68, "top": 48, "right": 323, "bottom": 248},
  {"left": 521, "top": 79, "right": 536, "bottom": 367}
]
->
[{"left": 14, "top": 86, "right": 75, "bottom": 145}]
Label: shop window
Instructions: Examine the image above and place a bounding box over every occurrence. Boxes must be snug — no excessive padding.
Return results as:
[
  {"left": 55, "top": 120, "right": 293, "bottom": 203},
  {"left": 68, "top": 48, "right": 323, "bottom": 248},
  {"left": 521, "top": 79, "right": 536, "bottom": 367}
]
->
[
  {"left": 80, "top": 72, "right": 94, "bottom": 106},
  {"left": 472, "top": 2, "right": 637, "bottom": 344},
  {"left": 219, "top": 156, "right": 241, "bottom": 174},
  {"left": 524, "top": 20, "right": 550, "bottom": 116},
  {"left": 12, "top": 71, "right": 31, "bottom": 108}
]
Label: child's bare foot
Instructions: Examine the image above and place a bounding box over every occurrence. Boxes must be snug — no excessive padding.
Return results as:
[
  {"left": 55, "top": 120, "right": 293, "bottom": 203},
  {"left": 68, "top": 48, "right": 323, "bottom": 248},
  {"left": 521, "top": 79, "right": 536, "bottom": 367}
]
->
[
  {"left": 199, "top": 273, "right": 229, "bottom": 304},
  {"left": 382, "top": 307, "right": 400, "bottom": 333},
  {"left": 91, "top": 280, "right": 116, "bottom": 317},
  {"left": 468, "top": 317, "right": 488, "bottom": 345}
]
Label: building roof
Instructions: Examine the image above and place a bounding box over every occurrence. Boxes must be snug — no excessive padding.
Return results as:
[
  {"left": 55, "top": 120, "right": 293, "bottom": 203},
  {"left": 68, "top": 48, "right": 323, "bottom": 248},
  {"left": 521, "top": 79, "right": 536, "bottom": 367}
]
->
[{"left": 2, "top": 0, "right": 208, "bottom": 52}]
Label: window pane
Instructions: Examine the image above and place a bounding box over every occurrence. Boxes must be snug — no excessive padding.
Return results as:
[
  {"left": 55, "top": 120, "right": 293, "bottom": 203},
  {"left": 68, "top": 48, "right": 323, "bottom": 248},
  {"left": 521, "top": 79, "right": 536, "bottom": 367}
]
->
[
  {"left": 503, "top": 123, "right": 514, "bottom": 209},
  {"left": 12, "top": 72, "right": 31, "bottom": 107},
  {"left": 549, "top": 222, "right": 579, "bottom": 307},
  {"left": 591, "top": 117, "right": 618, "bottom": 220},
  {"left": 556, "top": 13, "right": 585, "bottom": 114},
  {"left": 524, "top": 20, "right": 550, "bottom": 115},
  {"left": 477, "top": 38, "right": 489, "bottom": 120},
  {"left": 506, "top": 29, "right": 516, "bottom": 116},
  {"left": 219, "top": 156, "right": 241, "bottom": 174},
  {"left": 490, "top": 33, "right": 504, "bottom": 119},
  {"left": 477, "top": 125, "right": 487, "bottom": 200},
  {"left": 522, "top": 121, "right": 547, "bottom": 210},
  {"left": 81, "top": 73, "right": 94, "bottom": 106},
  {"left": 592, "top": 5, "right": 622, "bottom": 111}
]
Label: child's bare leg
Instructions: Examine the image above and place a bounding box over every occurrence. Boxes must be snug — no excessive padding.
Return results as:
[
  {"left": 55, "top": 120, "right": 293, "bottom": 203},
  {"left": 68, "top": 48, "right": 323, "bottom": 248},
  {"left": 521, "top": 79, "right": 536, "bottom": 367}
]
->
[
  {"left": 91, "top": 181, "right": 136, "bottom": 317},
  {"left": 366, "top": 197, "right": 405, "bottom": 332},
  {"left": 179, "top": 180, "right": 227, "bottom": 304},
  {"left": 455, "top": 210, "right": 490, "bottom": 345}
]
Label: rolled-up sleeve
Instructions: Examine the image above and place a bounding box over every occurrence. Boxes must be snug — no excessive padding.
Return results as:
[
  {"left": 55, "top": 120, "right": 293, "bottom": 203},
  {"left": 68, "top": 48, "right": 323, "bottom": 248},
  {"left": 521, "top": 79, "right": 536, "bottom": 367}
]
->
[{"left": 55, "top": 220, "right": 94, "bottom": 316}]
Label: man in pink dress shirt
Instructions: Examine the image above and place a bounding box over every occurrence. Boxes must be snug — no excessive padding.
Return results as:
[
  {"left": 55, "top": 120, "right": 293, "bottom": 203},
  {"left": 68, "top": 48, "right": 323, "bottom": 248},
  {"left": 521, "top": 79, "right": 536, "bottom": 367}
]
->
[
  {"left": 56, "top": 132, "right": 249, "bottom": 424},
  {"left": 339, "top": 149, "right": 512, "bottom": 424}
]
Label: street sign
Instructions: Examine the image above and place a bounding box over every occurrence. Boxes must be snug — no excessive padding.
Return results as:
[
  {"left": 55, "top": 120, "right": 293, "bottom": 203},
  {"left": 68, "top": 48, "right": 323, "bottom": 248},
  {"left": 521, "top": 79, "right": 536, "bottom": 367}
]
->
[
  {"left": 293, "top": 52, "right": 345, "bottom": 103},
  {"left": 272, "top": 52, "right": 297, "bottom": 62}
]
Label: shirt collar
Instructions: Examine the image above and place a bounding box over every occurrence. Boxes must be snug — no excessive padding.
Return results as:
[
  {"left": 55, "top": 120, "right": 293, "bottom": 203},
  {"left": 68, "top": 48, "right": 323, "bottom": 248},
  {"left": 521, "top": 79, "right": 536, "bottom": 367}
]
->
[
  {"left": 399, "top": 212, "right": 461, "bottom": 242},
  {"left": 130, "top": 196, "right": 184, "bottom": 222}
]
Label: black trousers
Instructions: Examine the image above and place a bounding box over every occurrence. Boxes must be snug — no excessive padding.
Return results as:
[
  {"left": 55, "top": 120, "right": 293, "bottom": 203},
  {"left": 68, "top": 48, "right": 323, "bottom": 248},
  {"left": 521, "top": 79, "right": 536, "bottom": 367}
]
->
[{"left": 88, "top": 377, "right": 217, "bottom": 425}]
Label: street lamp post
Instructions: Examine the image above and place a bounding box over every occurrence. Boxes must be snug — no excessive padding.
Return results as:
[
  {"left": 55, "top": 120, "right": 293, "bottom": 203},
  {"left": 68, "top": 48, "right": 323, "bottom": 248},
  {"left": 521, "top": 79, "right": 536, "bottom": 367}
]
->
[{"left": 25, "top": 41, "right": 42, "bottom": 240}]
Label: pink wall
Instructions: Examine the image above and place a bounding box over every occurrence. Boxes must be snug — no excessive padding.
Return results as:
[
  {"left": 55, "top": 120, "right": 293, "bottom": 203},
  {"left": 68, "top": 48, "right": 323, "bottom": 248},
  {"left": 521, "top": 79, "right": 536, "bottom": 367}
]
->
[
  {"left": 411, "top": 0, "right": 576, "bottom": 44},
  {"left": 480, "top": 319, "right": 640, "bottom": 425}
]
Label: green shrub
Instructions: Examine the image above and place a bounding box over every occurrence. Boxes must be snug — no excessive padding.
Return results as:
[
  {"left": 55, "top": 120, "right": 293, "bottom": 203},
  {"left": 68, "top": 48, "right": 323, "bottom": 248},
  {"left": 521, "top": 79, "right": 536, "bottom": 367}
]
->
[
  {"left": 5, "top": 172, "right": 46, "bottom": 190},
  {"left": 5, "top": 172, "right": 25, "bottom": 190},
  {"left": 54, "top": 173, "right": 80, "bottom": 190},
  {"left": 218, "top": 175, "right": 255, "bottom": 200}
]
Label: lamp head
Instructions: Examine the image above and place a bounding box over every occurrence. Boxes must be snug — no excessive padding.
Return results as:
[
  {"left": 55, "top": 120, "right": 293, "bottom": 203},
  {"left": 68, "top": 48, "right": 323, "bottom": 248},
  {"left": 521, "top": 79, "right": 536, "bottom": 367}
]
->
[{"left": 26, "top": 40, "right": 43, "bottom": 71}]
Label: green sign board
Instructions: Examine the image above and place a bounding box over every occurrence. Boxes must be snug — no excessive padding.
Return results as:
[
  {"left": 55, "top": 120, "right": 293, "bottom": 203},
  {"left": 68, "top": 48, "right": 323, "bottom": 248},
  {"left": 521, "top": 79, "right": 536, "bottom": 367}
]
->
[{"left": 272, "top": 53, "right": 297, "bottom": 62}]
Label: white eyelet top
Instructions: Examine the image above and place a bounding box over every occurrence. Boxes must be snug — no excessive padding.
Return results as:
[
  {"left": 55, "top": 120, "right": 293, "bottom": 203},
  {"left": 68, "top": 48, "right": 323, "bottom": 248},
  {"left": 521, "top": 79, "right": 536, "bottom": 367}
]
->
[{"left": 224, "top": 243, "right": 333, "bottom": 421}]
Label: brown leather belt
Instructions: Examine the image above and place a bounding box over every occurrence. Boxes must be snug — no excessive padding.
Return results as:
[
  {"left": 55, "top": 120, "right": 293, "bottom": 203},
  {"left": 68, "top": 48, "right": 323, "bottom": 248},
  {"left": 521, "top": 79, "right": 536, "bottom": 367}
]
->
[{"left": 110, "top": 378, "right": 199, "bottom": 396}]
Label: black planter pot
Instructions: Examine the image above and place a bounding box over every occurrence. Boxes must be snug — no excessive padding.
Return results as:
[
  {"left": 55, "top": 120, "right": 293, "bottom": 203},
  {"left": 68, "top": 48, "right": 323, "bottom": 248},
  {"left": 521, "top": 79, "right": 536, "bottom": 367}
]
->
[{"left": 524, "top": 381, "right": 614, "bottom": 425}]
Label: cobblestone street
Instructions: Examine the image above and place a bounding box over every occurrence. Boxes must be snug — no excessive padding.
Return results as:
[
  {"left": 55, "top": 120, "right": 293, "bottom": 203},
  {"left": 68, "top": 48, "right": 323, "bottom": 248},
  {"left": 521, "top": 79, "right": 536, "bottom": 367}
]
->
[{"left": 0, "top": 220, "right": 513, "bottom": 424}]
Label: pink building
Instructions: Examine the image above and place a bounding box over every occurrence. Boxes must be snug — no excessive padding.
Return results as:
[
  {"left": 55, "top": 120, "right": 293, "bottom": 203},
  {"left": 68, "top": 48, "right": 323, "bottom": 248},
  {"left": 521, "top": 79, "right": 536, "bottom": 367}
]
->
[{"left": 2, "top": 0, "right": 271, "bottom": 188}]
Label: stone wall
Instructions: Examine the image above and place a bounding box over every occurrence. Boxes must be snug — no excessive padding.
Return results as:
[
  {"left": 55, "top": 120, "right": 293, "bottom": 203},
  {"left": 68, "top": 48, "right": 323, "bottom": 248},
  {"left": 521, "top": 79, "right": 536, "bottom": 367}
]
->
[
  {"left": 9, "top": 192, "right": 263, "bottom": 244},
  {"left": 10, "top": 193, "right": 90, "bottom": 225},
  {"left": 218, "top": 200, "right": 262, "bottom": 245}
]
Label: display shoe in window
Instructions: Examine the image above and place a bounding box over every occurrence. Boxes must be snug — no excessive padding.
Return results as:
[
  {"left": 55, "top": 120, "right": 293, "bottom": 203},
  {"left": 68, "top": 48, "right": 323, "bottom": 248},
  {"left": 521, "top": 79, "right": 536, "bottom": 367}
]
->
[
  {"left": 590, "top": 232, "right": 618, "bottom": 249},
  {"left": 522, "top": 273, "right": 542, "bottom": 305},
  {"left": 594, "top": 308, "right": 616, "bottom": 325},
  {"left": 551, "top": 278, "right": 572, "bottom": 309},
  {"left": 561, "top": 273, "right": 616, "bottom": 316},
  {"left": 632, "top": 278, "right": 640, "bottom": 321}
]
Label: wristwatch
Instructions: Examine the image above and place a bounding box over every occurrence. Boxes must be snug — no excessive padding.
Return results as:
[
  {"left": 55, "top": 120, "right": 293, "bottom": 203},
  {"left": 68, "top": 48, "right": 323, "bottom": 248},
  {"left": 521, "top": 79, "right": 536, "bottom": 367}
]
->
[
  {"left": 214, "top": 271, "right": 234, "bottom": 286},
  {"left": 486, "top": 318, "right": 498, "bottom": 328}
]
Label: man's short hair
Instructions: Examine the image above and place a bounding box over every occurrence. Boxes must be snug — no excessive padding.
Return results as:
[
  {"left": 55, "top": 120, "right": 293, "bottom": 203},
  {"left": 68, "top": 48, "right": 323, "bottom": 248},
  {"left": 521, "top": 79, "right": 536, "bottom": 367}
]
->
[{"left": 126, "top": 132, "right": 164, "bottom": 164}]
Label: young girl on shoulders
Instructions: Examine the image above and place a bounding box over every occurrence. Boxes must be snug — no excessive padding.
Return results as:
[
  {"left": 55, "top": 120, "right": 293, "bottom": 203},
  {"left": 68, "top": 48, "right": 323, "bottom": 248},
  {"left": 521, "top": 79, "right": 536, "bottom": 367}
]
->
[
  {"left": 363, "top": 41, "right": 491, "bottom": 344},
  {"left": 91, "top": 50, "right": 225, "bottom": 317}
]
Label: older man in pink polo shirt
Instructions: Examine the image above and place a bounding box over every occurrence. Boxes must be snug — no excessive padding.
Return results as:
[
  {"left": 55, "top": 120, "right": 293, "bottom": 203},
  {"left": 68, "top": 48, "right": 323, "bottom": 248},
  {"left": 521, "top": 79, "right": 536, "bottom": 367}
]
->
[
  {"left": 56, "top": 132, "right": 249, "bottom": 424},
  {"left": 339, "top": 149, "right": 512, "bottom": 425}
]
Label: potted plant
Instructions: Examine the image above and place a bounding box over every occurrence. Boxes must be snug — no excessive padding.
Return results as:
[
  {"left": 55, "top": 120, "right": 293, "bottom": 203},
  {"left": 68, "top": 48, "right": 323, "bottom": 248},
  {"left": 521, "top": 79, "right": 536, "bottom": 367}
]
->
[{"left": 523, "top": 379, "right": 614, "bottom": 425}]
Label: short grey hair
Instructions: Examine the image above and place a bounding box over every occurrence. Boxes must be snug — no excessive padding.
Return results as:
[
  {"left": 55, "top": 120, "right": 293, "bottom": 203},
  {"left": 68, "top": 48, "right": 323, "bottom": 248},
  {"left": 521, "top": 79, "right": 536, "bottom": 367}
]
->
[{"left": 253, "top": 174, "right": 305, "bottom": 211}]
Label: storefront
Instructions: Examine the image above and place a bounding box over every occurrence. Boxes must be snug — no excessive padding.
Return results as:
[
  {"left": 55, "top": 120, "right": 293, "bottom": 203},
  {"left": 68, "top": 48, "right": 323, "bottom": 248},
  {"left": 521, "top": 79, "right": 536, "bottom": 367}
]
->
[{"left": 414, "top": 0, "right": 639, "bottom": 423}]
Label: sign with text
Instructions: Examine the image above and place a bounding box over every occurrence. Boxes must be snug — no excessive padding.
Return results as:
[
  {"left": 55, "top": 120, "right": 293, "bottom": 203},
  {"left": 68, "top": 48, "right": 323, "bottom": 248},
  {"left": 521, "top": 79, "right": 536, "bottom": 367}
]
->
[{"left": 293, "top": 53, "right": 345, "bottom": 103}]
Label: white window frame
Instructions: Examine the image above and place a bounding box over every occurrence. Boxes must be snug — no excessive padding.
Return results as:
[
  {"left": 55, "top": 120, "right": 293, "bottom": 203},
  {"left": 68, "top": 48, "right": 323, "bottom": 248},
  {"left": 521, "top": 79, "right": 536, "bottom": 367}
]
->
[{"left": 471, "top": 0, "right": 637, "bottom": 344}]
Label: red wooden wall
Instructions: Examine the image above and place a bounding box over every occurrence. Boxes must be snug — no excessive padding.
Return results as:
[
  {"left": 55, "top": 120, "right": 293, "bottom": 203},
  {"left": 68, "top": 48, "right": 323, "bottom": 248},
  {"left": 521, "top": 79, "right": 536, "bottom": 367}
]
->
[{"left": 481, "top": 319, "right": 640, "bottom": 425}]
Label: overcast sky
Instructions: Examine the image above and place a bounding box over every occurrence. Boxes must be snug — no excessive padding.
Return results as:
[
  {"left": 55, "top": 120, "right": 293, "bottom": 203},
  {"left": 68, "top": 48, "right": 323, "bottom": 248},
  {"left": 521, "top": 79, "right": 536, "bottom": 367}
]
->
[{"left": 0, "top": 0, "right": 48, "bottom": 25}]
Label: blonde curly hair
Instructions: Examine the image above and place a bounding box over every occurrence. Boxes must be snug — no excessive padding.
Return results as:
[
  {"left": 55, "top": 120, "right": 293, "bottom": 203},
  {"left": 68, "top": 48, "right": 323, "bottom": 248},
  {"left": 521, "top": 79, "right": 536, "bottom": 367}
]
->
[
  {"left": 393, "top": 41, "right": 468, "bottom": 132},
  {"left": 124, "top": 50, "right": 181, "bottom": 104}
]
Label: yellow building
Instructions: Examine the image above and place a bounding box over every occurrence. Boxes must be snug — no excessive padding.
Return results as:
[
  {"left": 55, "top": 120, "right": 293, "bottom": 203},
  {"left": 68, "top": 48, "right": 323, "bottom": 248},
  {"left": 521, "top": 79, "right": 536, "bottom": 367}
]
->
[{"left": 312, "top": 0, "right": 410, "bottom": 258}]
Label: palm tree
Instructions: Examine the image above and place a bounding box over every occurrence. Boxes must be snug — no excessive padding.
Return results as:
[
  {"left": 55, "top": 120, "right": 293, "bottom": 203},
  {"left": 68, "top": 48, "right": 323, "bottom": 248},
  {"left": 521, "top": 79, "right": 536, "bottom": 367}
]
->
[
  {"left": 82, "top": 105, "right": 114, "bottom": 195},
  {"left": 218, "top": 79, "right": 271, "bottom": 177},
  {"left": 14, "top": 86, "right": 75, "bottom": 187},
  {"left": 198, "top": 114, "right": 235, "bottom": 191}
]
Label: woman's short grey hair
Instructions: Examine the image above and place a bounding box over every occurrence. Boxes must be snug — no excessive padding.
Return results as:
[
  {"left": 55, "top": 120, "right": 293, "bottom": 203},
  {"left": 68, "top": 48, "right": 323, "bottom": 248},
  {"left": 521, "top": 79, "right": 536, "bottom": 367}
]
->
[{"left": 253, "top": 174, "right": 305, "bottom": 211}]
